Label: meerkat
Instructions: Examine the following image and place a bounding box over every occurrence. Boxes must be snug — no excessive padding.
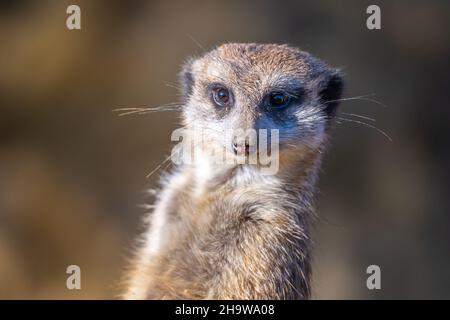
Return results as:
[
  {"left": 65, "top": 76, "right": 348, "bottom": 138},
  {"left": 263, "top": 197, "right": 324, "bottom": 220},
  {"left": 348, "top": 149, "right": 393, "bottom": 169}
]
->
[{"left": 122, "top": 43, "right": 343, "bottom": 300}]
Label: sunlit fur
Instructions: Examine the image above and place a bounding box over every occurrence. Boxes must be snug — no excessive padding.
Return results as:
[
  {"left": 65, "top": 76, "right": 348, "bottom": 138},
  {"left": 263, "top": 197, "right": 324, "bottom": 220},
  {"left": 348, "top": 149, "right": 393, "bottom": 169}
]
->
[{"left": 122, "top": 43, "right": 343, "bottom": 299}]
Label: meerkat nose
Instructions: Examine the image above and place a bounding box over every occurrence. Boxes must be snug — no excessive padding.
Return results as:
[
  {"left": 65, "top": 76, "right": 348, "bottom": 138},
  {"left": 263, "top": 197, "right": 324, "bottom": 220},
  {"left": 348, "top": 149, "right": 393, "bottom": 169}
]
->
[{"left": 232, "top": 140, "right": 251, "bottom": 156}]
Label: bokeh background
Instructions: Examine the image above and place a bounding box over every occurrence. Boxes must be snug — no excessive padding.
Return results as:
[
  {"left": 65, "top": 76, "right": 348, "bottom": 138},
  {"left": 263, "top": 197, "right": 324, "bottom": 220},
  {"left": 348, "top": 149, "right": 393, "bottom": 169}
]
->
[{"left": 1, "top": 0, "right": 449, "bottom": 299}]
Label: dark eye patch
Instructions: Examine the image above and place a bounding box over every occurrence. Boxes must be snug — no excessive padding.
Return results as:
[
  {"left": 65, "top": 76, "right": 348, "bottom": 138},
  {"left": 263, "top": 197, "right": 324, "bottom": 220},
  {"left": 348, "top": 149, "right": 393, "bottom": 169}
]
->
[
  {"left": 286, "top": 87, "right": 305, "bottom": 103},
  {"left": 264, "top": 87, "right": 305, "bottom": 111},
  {"left": 268, "top": 92, "right": 290, "bottom": 107},
  {"left": 208, "top": 83, "right": 234, "bottom": 109}
]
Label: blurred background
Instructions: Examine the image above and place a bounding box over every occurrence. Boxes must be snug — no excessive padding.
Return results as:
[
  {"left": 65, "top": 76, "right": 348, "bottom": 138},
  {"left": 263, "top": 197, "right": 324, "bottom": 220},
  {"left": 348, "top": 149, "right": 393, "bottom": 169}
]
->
[{"left": 0, "top": 0, "right": 449, "bottom": 299}]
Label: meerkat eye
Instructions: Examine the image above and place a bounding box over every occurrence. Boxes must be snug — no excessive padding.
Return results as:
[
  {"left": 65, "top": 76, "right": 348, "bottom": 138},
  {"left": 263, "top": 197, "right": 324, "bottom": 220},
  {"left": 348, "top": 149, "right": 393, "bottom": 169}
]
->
[
  {"left": 268, "top": 92, "right": 290, "bottom": 108},
  {"left": 211, "top": 86, "right": 232, "bottom": 107}
]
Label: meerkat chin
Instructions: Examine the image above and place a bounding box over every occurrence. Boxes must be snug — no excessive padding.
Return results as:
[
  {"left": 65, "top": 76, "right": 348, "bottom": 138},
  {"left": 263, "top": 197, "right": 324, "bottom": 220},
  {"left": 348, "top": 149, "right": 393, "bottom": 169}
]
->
[{"left": 122, "top": 43, "right": 343, "bottom": 300}]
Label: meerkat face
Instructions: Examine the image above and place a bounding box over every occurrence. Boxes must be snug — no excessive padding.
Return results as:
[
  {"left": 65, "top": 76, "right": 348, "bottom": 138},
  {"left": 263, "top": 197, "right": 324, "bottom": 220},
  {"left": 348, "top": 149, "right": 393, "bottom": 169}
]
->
[{"left": 179, "top": 43, "right": 343, "bottom": 166}]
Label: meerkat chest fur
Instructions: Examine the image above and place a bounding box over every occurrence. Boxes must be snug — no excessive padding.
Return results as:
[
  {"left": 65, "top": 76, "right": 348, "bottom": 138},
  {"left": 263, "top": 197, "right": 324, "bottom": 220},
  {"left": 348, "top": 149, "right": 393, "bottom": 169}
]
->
[{"left": 134, "top": 151, "right": 319, "bottom": 299}]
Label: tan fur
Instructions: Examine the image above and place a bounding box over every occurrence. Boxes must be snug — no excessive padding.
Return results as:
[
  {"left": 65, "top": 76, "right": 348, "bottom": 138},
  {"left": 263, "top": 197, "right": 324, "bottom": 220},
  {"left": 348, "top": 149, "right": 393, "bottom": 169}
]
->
[{"left": 122, "top": 43, "right": 343, "bottom": 300}]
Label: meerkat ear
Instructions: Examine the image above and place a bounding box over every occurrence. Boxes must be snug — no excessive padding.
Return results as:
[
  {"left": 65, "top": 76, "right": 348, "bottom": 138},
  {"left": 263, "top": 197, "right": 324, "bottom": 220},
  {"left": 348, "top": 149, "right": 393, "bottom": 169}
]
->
[
  {"left": 319, "top": 70, "right": 344, "bottom": 117},
  {"left": 179, "top": 58, "right": 195, "bottom": 101}
]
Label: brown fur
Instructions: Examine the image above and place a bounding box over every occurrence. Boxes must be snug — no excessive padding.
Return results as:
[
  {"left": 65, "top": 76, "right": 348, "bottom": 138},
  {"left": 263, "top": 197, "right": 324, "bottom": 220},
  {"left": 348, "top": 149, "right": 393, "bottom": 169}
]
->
[{"left": 122, "top": 43, "right": 343, "bottom": 299}]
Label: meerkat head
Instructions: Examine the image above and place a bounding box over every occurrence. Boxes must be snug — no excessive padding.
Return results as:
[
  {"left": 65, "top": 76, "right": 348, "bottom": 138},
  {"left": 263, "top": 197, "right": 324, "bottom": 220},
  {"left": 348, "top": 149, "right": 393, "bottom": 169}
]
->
[{"left": 179, "top": 43, "right": 343, "bottom": 169}]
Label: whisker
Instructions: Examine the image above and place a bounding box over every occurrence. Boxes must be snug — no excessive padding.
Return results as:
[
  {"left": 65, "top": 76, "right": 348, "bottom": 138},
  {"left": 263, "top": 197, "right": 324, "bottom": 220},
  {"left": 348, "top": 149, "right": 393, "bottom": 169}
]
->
[
  {"left": 113, "top": 103, "right": 182, "bottom": 116},
  {"left": 146, "top": 154, "right": 173, "bottom": 178},
  {"left": 186, "top": 33, "right": 207, "bottom": 53},
  {"left": 326, "top": 95, "right": 388, "bottom": 109},
  {"left": 340, "top": 112, "right": 376, "bottom": 122},
  {"left": 165, "top": 82, "right": 182, "bottom": 90},
  {"left": 337, "top": 117, "right": 393, "bottom": 142}
]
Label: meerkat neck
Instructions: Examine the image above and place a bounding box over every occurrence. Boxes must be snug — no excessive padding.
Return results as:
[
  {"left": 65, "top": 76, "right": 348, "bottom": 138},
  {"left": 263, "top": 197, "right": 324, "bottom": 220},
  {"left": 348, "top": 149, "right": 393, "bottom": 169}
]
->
[
  {"left": 279, "top": 151, "right": 322, "bottom": 196},
  {"left": 191, "top": 146, "right": 322, "bottom": 202}
]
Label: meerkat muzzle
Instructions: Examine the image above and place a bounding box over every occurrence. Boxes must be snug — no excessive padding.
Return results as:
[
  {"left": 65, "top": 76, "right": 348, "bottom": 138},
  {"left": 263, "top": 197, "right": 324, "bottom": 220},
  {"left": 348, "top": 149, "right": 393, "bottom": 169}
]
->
[{"left": 232, "top": 137, "right": 252, "bottom": 156}]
